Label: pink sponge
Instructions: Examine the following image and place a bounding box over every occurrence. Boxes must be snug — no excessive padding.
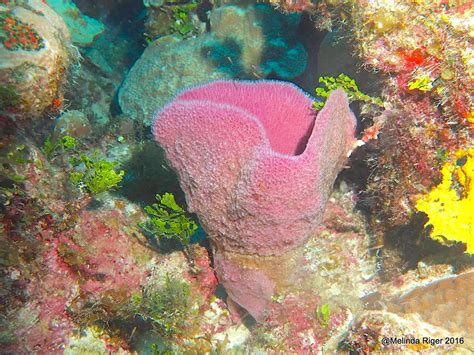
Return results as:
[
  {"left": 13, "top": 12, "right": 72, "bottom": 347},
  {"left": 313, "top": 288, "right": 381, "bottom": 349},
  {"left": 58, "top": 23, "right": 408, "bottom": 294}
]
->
[{"left": 153, "top": 80, "right": 356, "bottom": 320}]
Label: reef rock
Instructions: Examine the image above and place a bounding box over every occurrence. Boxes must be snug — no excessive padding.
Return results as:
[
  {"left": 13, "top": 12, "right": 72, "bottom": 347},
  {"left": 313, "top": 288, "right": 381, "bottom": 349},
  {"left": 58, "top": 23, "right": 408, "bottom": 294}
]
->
[
  {"left": 47, "top": 0, "right": 105, "bottom": 46},
  {"left": 0, "top": 1, "right": 71, "bottom": 120},
  {"left": 53, "top": 110, "right": 91, "bottom": 141},
  {"left": 119, "top": 35, "right": 231, "bottom": 126},
  {"left": 153, "top": 80, "right": 356, "bottom": 320},
  {"left": 119, "top": 4, "right": 307, "bottom": 125}
]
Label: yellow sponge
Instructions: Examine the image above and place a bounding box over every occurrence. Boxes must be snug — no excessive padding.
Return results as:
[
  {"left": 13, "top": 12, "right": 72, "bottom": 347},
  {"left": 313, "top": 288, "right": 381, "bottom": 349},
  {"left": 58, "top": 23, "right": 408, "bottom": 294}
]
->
[{"left": 416, "top": 148, "right": 474, "bottom": 254}]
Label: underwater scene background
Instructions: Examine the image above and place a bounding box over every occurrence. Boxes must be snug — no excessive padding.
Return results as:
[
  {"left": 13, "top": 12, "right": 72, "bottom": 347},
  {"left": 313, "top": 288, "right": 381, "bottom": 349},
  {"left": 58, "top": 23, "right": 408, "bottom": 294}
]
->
[{"left": 0, "top": 0, "right": 473, "bottom": 353}]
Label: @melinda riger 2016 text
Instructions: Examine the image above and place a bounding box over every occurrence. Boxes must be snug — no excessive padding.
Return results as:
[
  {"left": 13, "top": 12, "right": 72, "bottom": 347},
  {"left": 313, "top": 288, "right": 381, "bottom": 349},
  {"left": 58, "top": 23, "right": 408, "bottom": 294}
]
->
[{"left": 381, "top": 336, "right": 465, "bottom": 347}]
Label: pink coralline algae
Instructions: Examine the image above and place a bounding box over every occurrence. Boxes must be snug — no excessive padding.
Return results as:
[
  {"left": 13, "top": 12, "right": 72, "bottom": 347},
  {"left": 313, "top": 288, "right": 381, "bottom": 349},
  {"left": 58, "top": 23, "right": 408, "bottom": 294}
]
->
[
  {"left": 59, "top": 210, "right": 148, "bottom": 297},
  {"left": 153, "top": 80, "right": 356, "bottom": 320},
  {"left": 6, "top": 208, "right": 153, "bottom": 353}
]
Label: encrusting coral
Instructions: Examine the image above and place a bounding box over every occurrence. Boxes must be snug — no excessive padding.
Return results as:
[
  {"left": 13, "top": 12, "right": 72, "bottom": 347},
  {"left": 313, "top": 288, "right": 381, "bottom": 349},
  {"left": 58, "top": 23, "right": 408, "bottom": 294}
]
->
[{"left": 153, "top": 80, "right": 356, "bottom": 320}]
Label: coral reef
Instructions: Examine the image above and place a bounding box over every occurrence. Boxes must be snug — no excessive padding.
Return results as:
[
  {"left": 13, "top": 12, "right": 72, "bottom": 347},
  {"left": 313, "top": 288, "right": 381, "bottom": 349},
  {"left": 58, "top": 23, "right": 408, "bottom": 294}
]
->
[
  {"left": 1, "top": 206, "right": 153, "bottom": 352},
  {"left": 268, "top": 0, "right": 474, "bottom": 265},
  {"left": 268, "top": 0, "right": 316, "bottom": 13},
  {"left": 2, "top": 0, "right": 473, "bottom": 352},
  {"left": 143, "top": 0, "right": 165, "bottom": 7},
  {"left": 352, "top": 0, "right": 474, "bottom": 231},
  {"left": 119, "top": 34, "right": 229, "bottom": 126},
  {"left": 119, "top": 4, "right": 307, "bottom": 125},
  {"left": 153, "top": 80, "right": 356, "bottom": 320},
  {"left": 0, "top": 1, "right": 71, "bottom": 120},
  {"left": 208, "top": 4, "right": 307, "bottom": 79},
  {"left": 1, "top": 134, "right": 146, "bottom": 352},
  {"left": 64, "top": 35, "right": 135, "bottom": 126},
  {"left": 386, "top": 270, "right": 474, "bottom": 341}
]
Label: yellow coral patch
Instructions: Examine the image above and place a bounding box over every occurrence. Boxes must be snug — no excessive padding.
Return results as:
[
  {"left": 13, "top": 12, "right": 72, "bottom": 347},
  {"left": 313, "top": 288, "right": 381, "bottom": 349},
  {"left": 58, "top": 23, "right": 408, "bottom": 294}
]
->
[{"left": 416, "top": 148, "right": 474, "bottom": 254}]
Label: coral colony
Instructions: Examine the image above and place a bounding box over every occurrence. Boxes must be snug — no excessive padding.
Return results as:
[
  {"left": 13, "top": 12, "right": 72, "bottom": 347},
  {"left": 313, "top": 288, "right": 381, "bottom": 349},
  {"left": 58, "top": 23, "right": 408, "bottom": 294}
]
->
[{"left": 1, "top": 0, "right": 473, "bottom": 353}]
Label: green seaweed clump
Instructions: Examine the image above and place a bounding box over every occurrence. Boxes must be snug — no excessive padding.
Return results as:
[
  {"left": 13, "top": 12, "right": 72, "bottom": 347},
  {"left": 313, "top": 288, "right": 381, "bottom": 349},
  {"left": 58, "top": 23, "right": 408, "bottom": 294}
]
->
[
  {"left": 140, "top": 193, "right": 197, "bottom": 248},
  {"left": 170, "top": 2, "right": 198, "bottom": 37},
  {"left": 42, "top": 134, "right": 124, "bottom": 195},
  {"left": 313, "top": 73, "right": 383, "bottom": 110},
  {"left": 43, "top": 135, "right": 77, "bottom": 159},
  {"left": 137, "top": 274, "right": 192, "bottom": 337},
  {"left": 70, "top": 154, "right": 124, "bottom": 195}
]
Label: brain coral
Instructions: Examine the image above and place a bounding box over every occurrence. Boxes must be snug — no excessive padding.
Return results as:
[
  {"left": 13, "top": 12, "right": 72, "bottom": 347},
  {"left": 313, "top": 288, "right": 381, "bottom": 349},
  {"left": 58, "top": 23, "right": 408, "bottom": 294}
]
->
[{"left": 153, "top": 80, "right": 356, "bottom": 320}]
